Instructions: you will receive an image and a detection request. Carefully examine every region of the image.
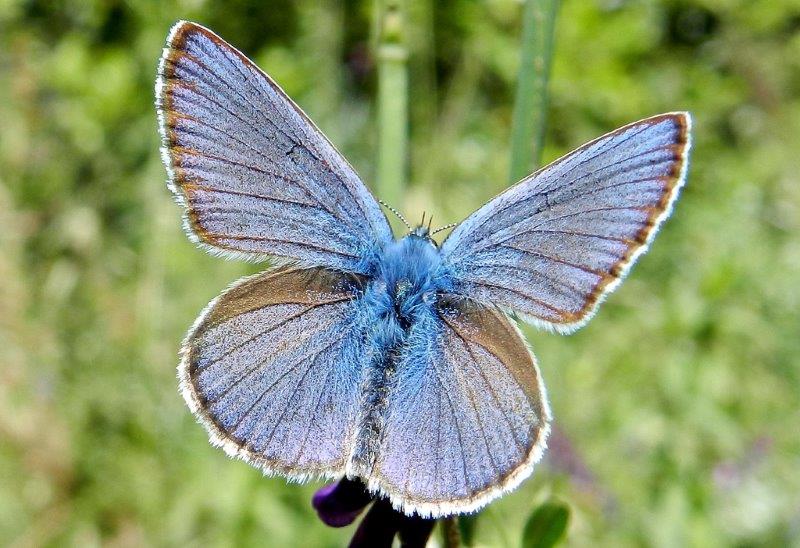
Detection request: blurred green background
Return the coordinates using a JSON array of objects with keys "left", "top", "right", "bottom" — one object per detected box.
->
[{"left": 1, "top": 0, "right": 799, "bottom": 546}]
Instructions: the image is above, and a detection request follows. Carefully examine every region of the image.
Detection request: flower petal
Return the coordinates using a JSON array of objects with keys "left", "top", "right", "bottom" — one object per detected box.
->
[{"left": 312, "top": 479, "right": 373, "bottom": 528}]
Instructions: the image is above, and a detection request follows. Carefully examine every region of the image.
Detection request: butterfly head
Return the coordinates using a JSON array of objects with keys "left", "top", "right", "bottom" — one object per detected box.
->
[
  {"left": 409, "top": 215, "right": 458, "bottom": 245},
  {"left": 408, "top": 212, "right": 438, "bottom": 247},
  {"left": 379, "top": 204, "right": 456, "bottom": 247},
  {"left": 409, "top": 224, "right": 435, "bottom": 245}
]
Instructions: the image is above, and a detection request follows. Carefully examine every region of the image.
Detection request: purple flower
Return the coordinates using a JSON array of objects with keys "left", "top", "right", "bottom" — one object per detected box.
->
[
  {"left": 313, "top": 479, "right": 436, "bottom": 547},
  {"left": 312, "top": 478, "right": 373, "bottom": 528}
]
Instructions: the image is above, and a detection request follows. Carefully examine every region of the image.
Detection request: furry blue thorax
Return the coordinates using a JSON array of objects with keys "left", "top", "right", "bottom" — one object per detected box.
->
[{"left": 361, "top": 233, "right": 453, "bottom": 349}]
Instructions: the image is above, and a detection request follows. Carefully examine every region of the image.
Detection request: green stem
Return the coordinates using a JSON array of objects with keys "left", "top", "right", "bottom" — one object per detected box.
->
[
  {"left": 376, "top": 0, "right": 408, "bottom": 216},
  {"left": 509, "top": 0, "right": 559, "bottom": 183},
  {"left": 441, "top": 516, "right": 461, "bottom": 548},
  {"left": 406, "top": 0, "right": 437, "bottom": 185},
  {"left": 300, "top": 1, "right": 344, "bottom": 139}
]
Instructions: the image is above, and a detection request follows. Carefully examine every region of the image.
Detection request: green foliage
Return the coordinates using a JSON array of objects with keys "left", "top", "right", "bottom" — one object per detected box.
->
[
  {"left": 522, "top": 501, "right": 570, "bottom": 548},
  {"left": 1, "top": 0, "right": 799, "bottom": 546}
]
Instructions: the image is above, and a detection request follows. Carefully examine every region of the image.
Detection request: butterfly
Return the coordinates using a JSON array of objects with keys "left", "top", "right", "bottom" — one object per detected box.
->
[{"left": 156, "top": 20, "right": 691, "bottom": 518}]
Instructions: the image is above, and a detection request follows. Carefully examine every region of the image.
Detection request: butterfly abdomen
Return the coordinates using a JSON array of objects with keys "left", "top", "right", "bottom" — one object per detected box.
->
[{"left": 347, "top": 235, "right": 452, "bottom": 473}]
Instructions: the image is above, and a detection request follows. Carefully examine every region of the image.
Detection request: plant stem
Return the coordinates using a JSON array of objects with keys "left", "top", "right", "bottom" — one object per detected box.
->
[
  {"left": 376, "top": 0, "right": 408, "bottom": 215},
  {"left": 441, "top": 516, "right": 461, "bottom": 548},
  {"left": 300, "top": 1, "right": 344, "bottom": 140},
  {"left": 509, "top": 0, "right": 559, "bottom": 183}
]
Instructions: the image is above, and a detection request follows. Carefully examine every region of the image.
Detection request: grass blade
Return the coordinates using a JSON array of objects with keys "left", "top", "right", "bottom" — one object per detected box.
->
[{"left": 509, "top": 0, "right": 559, "bottom": 183}]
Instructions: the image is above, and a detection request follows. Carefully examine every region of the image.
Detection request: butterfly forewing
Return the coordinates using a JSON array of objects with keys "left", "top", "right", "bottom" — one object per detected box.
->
[
  {"left": 180, "top": 267, "right": 369, "bottom": 479},
  {"left": 157, "top": 21, "right": 392, "bottom": 271},
  {"left": 441, "top": 113, "right": 691, "bottom": 332},
  {"left": 366, "top": 296, "right": 550, "bottom": 516}
]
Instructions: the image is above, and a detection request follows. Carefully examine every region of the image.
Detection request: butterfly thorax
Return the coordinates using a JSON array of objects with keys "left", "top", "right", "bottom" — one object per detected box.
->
[{"left": 367, "top": 234, "right": 449, "bottom": 335}]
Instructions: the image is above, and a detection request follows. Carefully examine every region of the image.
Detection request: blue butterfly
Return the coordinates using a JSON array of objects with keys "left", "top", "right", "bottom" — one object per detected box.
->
[{"left": 156, "top": 21, "right": 691, "bottom": 517}]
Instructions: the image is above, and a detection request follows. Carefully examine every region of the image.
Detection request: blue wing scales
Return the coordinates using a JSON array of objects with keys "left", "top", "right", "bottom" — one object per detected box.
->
[
  {"left": 441, "top": 113, "right": 692, "bottom": 332},
  {"left": 157, "top": 21, "right": 392, "bottom": 272},
  {"left": 365, "top": 296, "right": 550, "bottom": 517},
  {"left": 180, "top": 267, "right": 370, "bottom": 478}
]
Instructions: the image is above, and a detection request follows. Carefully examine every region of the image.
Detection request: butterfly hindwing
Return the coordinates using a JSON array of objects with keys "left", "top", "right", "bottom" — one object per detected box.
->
[
  {"left": 366, "top": 295, "right": 550, "bottom": 516},
  {"left": 441, "top": 113, "right": 692, "bottom": 332},
  {"left": 180, "top": 267, "right": 370, "bottom": 479},
  {"left": 157, "top": 21, "right": 392, "bottom": 272}
]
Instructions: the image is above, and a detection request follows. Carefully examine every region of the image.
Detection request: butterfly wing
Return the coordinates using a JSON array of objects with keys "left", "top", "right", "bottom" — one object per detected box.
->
[
  {"left": 440, "top": 113, "right": 692, "bottom": 332},
  {"left": 180, "top": 266, "right": 370, "bottom": 478},
  {"left": 365, "top": 296, "right": 550, "bottom": 517},
  {"left": 156, "top": 21, "right": 392, "bottom": 272}
]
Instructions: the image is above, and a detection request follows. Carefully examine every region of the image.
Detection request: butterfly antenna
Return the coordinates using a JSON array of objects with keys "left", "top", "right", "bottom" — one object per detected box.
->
[
  {"left": 379, "top": 200, "right": 411, "bottom": 230},
  {"left": 427, "top": 214, "right": 433, "bottom": 232},
  {"left": 431, "top": 222, "right": 457, "bottom": 236}
]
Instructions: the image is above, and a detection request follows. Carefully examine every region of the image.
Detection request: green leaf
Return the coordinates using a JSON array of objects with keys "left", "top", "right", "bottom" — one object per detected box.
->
[{"left": 521, "top": 501, "right": 570, "bottom": 548}]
